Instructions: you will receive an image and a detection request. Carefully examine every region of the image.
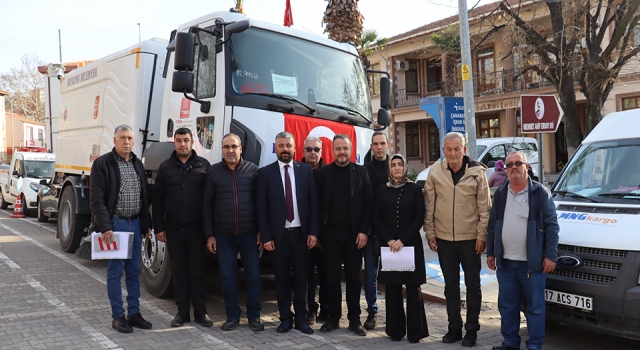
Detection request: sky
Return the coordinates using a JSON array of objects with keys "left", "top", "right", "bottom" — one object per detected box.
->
[{"left": 0, "top": 0, "right": 496, "bottom": 74}]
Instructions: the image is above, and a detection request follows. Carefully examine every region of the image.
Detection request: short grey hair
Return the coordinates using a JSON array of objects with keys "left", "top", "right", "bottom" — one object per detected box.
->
[
  {"left": 304, "top": 136, "right": 322, "bottom": 146},
  {"left": 507, "top": 151, "right": 528, "bottom": 163},
  {"left": 114, "top": 124, "right": 133, "bottom": 136},
  {"left": 222, "top": 132, "right": 241, "bottom": 145},
  {"left": 275, "top": 131, "right": 295, "bottom": 142},
  {"left": 333, "top": 134, "right": 352, "bottom": 144},
  {"left": 443, "top": 132, "right": 466, "bottom": 146}
]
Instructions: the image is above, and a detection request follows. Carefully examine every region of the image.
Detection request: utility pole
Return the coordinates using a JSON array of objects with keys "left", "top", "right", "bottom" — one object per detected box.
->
[
  {"left": 137, "top": 23, "right": 141, "bottom": 42},
  {"left": 458, "top": 0, "right": 478, "bottom": 159}
]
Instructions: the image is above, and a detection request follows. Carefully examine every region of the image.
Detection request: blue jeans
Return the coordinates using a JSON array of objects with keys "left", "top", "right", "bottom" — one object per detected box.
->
[
  {"left": 497, "top": 259, "right": 547, "bottom": 350},
  {"left": 216, "top": 233, "right": 262, "bottom": 320},
  {"left": 363, "top": 237, "right": 379, "bottom": 313},
  {"left": 106, "top": 217, "right": 142, "bottom": 320}
]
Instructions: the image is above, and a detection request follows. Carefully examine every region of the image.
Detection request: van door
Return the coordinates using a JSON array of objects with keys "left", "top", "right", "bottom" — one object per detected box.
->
[{"left": 9, "top": 154, "right": 24, "bottom": 199}]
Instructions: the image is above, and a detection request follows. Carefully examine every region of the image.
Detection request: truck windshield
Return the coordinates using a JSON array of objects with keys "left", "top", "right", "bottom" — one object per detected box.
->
[
  {"left": 227, "top": 27, "right": 372, "bottom": 122},
  {"left": 553, "top": 138, "right": 640, "bottom": 201},
  {"left": 24, "top": 161, "right": 55, "bottom": 179}
]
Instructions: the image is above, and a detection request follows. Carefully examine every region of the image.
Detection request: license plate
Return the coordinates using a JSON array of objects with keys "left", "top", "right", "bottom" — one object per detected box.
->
[{"left": 545, "top": 289, "right": 593, "bottom": 311}]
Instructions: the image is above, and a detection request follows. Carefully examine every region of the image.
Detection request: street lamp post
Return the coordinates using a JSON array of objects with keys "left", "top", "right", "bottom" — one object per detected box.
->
[{"left": 137, "top": 23, "right": 141, "bottom": 42}]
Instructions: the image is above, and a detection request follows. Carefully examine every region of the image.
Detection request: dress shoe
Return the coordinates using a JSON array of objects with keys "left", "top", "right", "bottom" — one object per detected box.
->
[
  {"left": 462, "top": 330, "right": 477, "bottom": 347},
  {"left": 363, "top": 312, "right": 377, "bottom": 330},
  {"left": 295, "top": 321, "right": 314, "bottom": 334},
  {"left": 276, "top": 319, "right": 293, "bottom": 333},
  {"left": 320, "top": 319, "right": 340, "bottom": 333},
  {"left": 348, "top": 322, "right": 367, "bottom": 336},
  {"left": 390, "top": 336, "right": 402, "bottom": 342},
  {"left": 194, "top": 313, "right": 213, "bottom": 327},
  {"left": 248, "top": 318, "right": 265, "bottom": 331},
  {"left": 305, "top": 311, "right": 317, "bottom": 325},
  {"left": 491, "top": 343, "right": 520, "bottom": 350},
  {"left": 409, "top": 339, "right": 420, "bottom": 344},
  {"left": 171, "top": 313, "right": 190, "bottom": 327},
  {"left": 221, "top": 318, "right": 240, "bottom": 331},
  {"left": 317, "top": 309, "right": 330, "bottom": 323},
  {"left": 442, "top": 329, "right": 463, "bottom": 343},
  {"left": 112, "top": 316, "right": 132, "bottom": 333},
  {"left": 127, "top": 313, "right": 152, "bottom": 329}
]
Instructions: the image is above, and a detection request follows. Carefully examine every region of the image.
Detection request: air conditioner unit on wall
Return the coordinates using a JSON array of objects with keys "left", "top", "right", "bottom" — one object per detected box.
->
[{"left": 395, "top": 60, "right": 410, "bottom": 71}]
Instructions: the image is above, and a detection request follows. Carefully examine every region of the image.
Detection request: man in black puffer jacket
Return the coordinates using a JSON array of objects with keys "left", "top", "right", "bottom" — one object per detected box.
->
[
  {"left": 203, "top": 133, "right": 263, "bottom": 332},
  {"left": 153, "top": 127, "right": 211, "bottom": 328}
]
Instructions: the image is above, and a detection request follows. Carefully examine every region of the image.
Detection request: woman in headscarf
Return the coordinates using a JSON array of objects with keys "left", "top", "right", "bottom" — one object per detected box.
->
[
  {"left": 372, "top": 154, "right": 429, "bottom": 343},
  {"left": 488, "top": 159, "right": 508, "bottom": 188}
]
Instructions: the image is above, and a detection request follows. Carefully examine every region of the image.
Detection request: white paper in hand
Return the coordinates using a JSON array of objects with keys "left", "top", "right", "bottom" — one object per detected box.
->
[
  {"left": 91, "top": 232, "right": 134, "bottom": 260},
  {"left": 380, "top": 247, "right": 415, "bottom": 271}
]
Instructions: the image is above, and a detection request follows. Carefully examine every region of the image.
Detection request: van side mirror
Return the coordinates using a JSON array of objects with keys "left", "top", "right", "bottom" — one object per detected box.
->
[{"left": 380, "top": 77, "right": 392, "bottom": 110}]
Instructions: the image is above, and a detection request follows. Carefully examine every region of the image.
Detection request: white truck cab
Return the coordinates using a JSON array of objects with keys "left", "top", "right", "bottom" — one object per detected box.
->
[
  {"left": 548, "top": 109, "right": 640, "bottom": 340},
  {"left": 0, "top": 152, "right": 55, "bottom": 216}
]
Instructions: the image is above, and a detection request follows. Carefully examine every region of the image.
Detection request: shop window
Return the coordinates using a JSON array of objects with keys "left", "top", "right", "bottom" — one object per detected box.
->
[
  {"left": 196, "top": 116, "right": 216, "bottom": 150},
  {"left": 622, "top": 96, "right": 640, "bottom": 111},
  {"left": 369, "top": 63, "right": 381, "bottom": 95},
  {"left": 406, "top": 62, "right": 419, "bottom": 93},
  {"left": 406, "top": 123, "right": 420, "bottom": 157},
  {"left": 479, "top": 117, "right": 499, "bottom": 138},
  {"left": 427, "top": 123, "right": 440, "bottom": 161}
]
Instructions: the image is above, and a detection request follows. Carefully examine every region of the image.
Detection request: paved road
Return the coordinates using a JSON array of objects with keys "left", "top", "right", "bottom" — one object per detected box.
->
[{"left": 0, "top": 210, "right": 639, "bottom": 349}]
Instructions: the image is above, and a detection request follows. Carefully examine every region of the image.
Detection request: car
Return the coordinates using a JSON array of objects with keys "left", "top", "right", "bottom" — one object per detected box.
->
[
  {"left": 415, "top": 137, "right": 539, "bottom": 187},
  {"left": 36, "top": 178, "right": 60, "bottom": 222}
]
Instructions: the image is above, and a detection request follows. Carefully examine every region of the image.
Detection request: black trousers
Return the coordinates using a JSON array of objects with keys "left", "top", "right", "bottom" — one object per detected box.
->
[
  {"left": 307, "top": 247, "right": 328, "bottom": 314},
  {"left": 323, "top": 229, "right": 363, "bottom": 323},
  {"left": 166, "top": 230, "right": 207, "bottom": 316},
  {"left": 385, "top": 284, "right": 429, "bottom": 342},
  {"left": 271, "top": 227, "right": 310, "bottom": 323},
  {"left": 436, "top": 238, "right": 482, "bottom": 332}
]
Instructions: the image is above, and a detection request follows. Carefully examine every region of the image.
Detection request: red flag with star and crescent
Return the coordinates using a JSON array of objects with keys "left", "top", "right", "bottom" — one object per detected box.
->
[{"left": 284, "top": 0, "right": 294, "bottom": 27}]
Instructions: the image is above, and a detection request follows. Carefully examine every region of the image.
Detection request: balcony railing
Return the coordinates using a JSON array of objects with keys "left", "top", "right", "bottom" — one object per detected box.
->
[{"left": 393, "top": 67, "right": 573, "bottom": 109}]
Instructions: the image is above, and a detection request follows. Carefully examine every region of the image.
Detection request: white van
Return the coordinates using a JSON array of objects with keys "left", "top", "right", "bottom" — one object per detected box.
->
[
  {"left": 415, "top": 136, "right": 539, "bottom": 186},
  {"left": 0, "top": 152, "right": 56, "bottom": 216},
  {"left": 547, "top": 109, "right": 640, "bottom": 340}
]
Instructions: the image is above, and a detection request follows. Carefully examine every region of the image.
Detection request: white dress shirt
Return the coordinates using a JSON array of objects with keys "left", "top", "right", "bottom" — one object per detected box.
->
[{"left": 278, "top": 160, "right": 301, "bottom": 228}]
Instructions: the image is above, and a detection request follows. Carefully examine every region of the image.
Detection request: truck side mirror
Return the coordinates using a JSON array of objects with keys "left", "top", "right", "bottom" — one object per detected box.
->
[
  {"left": 174, "top": 32, "right": 196, "bottom": 72},
  {"left": 172, "top": 71, "right": 194, "bottom": 94},
  {"left": 380, "top": 77, "right": 392, "bottom": 110},
  {"left": 225, "top": 20, "right": 251, "bottom": 35},
  {"left": 377, "top": 109, "right": 391, "bottom": 128}
]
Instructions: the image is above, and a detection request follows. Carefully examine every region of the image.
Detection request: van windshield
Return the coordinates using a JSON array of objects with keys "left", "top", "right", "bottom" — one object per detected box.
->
[
  {"left": 24, "top": 160, "right": 55, "bottom": 179},
  {"left": 553, "top": 138, "right": 640, "bottom": 201},
  {"left": 226, "top": 28, "right": 372, "bottom": 122}
]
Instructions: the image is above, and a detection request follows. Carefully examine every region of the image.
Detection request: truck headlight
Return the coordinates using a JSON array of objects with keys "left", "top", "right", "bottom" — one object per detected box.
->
[{"left": 29, "top": 183, "right": 45, "bottom": 192}]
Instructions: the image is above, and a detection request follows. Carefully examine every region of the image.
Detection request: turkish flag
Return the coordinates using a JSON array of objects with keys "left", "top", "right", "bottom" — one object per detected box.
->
[
  {"left": 284, "top": 0, "right": 294, "bottom": 27},
  {"left": 284, "top": 113, "right": 357, "bottom": 164}
]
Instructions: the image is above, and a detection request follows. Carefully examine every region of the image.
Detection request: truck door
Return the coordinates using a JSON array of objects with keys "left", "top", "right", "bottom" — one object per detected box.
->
[{"left": 9, "top": 155, "right": 24, "bottom": 198}]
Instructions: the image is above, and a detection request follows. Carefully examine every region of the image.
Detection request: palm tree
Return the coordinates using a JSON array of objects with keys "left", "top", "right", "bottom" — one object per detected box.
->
[
  {"left": 322, "top": 0, "right": 366, "bottom": 64},
  {"left": 431, "top": 25, "right": 461, "bottom": 96},
  {"left": 360, "top": 29, "right": 389, "bottom": 57}
]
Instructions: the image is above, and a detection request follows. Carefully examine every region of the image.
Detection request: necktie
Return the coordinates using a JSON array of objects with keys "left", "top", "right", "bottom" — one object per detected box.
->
[{"left": 284, "top": 165, "right": 294, "bottom": 222}]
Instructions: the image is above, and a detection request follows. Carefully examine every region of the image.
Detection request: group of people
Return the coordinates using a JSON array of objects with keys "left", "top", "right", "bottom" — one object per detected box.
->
[{"left": 90, "top": 125, "right": 559, "bottom": 350}]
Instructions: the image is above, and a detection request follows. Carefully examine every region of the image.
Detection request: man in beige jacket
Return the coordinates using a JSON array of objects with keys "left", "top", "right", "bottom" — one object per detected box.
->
[{"left": 424, "top": 132, "right": 491, "bottom": 348}]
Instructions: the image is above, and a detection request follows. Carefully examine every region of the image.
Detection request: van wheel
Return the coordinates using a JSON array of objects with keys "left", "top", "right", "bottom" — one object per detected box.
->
[
  {"left": 140, "top": 229, "right": 174, "bottom": 298},
  {"left": 21, "top": 194, "right": 31, "bottom": 217},
  {"left": 37, "top": 200, "right": 48, "bottom": 222},
  {"left": 58, "top": 186, "right": 90, "bottom": 252},
  {"left": 0, "top": 193, "right": 9, "bottom": 209}
]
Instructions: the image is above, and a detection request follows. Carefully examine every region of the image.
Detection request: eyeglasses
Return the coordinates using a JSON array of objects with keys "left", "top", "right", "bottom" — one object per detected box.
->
[
  {"left": 222, "top": 145, "right": 240, "bottom": 150},
  {"left": 505, "top": 161, "right": 526, "bottom": 168},
  {"left": 305, "top": 147, "right": 321, "bottom": 153}
]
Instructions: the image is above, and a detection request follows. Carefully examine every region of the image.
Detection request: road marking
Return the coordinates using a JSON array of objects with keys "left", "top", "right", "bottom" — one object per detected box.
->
[
  {"left": 0, "top": 235, "right": 24, "bottom": 242},
  {"left": 0, "top": 249, "right": 122, "bottom": 350},
  {"left": 0, "top": 218, "right": 238, "bottom": 349}
]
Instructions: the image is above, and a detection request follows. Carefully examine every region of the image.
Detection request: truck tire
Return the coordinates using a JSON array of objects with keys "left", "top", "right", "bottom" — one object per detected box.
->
[
  {"left": 0, "top": 192, "right": 9, "bottom": 209},
  {"left": 140, "top": 229, "right": 174, "bottom": 298},
  {"left": 21, "top": 194, "right": 31, "bottom": 217},
  {"left": 37, "top": 200, "right": 48, "bottom": 222},
  {"left": 58, "top": 186, "right": 90, "bottom": 253}
]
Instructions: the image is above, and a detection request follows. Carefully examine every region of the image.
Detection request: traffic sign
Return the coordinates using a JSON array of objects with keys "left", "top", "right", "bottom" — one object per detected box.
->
[
  {"left": 461, "top": 64, "right": 470, "bottom": 81},
  {"left": 520, "top": 94, "right": 564, "bottom": 133}
]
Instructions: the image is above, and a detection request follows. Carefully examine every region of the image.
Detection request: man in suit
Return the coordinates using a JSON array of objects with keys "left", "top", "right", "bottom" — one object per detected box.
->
[
  {"left": 315, "top": 134, "right": 373, "bottom": 336},
  {"left": 256, "top": 131, "right": 320, "bottom": 334}
]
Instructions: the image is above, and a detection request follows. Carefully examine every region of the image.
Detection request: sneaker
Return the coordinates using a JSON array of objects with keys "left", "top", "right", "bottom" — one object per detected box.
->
[{"left": 363, "top": 312, "right": 377, "bottom": 330}]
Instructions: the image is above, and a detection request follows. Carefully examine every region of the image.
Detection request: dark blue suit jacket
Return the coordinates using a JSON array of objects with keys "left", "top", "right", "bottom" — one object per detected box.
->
[{"left": 256, "top": 160, "right": 320, "bottom": 246}]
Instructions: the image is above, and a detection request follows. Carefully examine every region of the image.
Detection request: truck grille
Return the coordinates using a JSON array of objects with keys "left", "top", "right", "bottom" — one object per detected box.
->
[{"left": 552, "top": 244, "right": 628, "bottom": 285}]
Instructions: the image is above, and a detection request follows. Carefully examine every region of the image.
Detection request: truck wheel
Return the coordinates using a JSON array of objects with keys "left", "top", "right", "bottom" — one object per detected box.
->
[
  {"left": 0, "top": 193, "right": 9, "bottom": 209},
  {"left": 21, "top": 194, "right": 31, "bottom": 217},
  {"left": 140, "top": 229, "right": 174, "bottom": 298},
  {"left": 37, "top": 200, "right": 48, "bottom": 222},
  {"left": 58, "top": 186, "right": 89, "bottom": 253}
]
